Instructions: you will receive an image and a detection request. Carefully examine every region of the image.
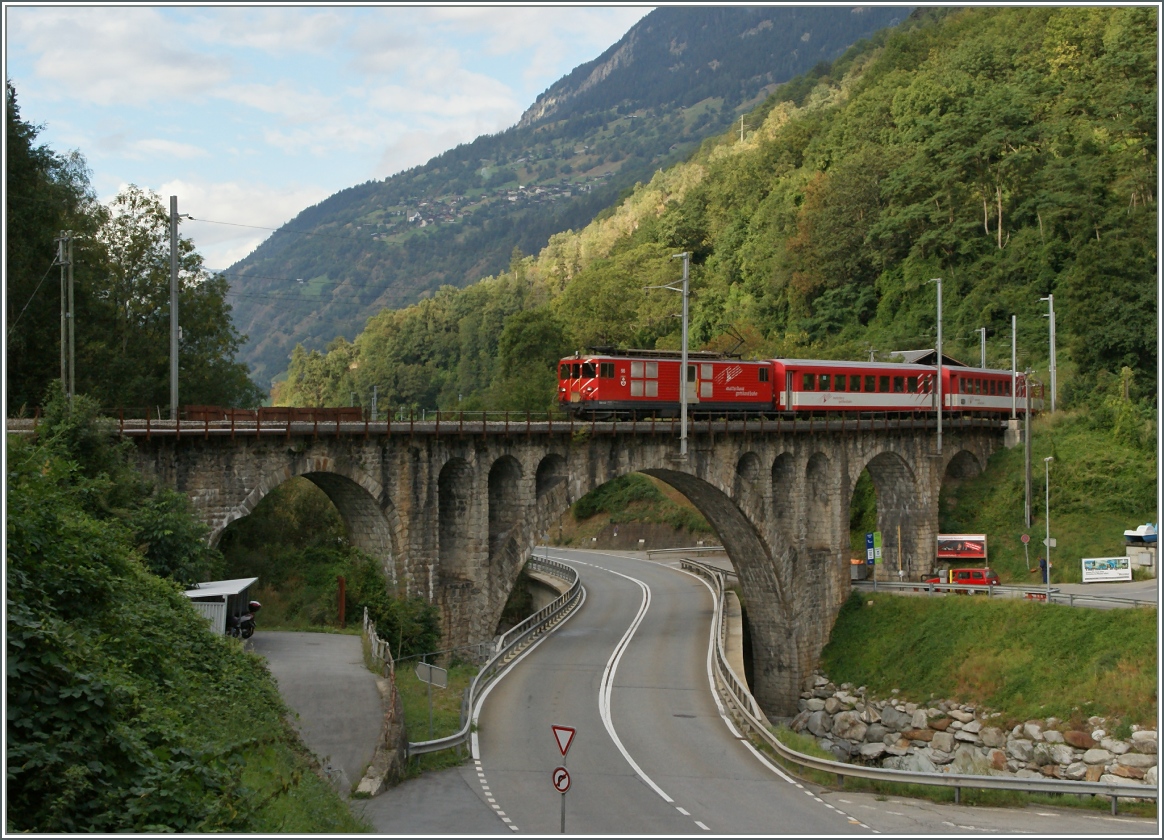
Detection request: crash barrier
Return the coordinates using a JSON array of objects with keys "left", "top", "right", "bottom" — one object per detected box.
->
[
  {"left": 646, "top": 545, "right": 726, "bottom": 560},
  {"left": 680, "top": 558, "right": 1157, "bottom": 815},
  {"left": 852, "top": 579, "right": 1156, "bottom": 608},
  {"left": 363, "top": 606, "right": 396, "bottom": 679},
  {"left": 406, "top": 554, "right": 583, "bottom": 757}
]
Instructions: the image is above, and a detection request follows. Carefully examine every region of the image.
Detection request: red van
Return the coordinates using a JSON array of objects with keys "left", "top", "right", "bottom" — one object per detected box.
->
[{"left": 926, "top": 567, "right": 1000, "bottom": 593}]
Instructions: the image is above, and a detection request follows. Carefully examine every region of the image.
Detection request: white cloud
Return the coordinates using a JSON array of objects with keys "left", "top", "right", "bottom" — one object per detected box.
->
[
  {"left": 219, "top": 81, "right": 335, "bottom": 122},
  {"left": 183, "top": 7, "right": 347, "bottom": 55},
  {"left": 7, "top": 7, "right": 231, "bottom": 105},
  {"left": 128, "top": 138, "right": 209, "bottom": 160}
]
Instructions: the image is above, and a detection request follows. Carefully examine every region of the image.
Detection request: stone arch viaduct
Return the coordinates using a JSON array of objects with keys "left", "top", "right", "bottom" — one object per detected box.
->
[{"left": 125, "top": 416, "right": 1001, "bottom": 716}]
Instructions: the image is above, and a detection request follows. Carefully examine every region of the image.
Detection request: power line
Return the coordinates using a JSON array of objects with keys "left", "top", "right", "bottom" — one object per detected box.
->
[
  {"left": 188, "top": 215, "right": 382, "bottom": 242},
  {"left": 7, "top": 259, "right": 60, "bottom": 337}
]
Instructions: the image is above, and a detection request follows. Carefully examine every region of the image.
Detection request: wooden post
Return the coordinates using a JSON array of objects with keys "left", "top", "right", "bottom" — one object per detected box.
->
[{"left": 338, "top": 576, "right": 346, "bottom": 628}]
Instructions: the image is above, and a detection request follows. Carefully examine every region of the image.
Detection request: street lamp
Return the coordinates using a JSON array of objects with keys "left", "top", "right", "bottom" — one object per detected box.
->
[
  {"left": 1040, "top": 294, "right": 1056, "bottom": 412},
  {"left": 1044, "top": 455, "right": 1054, "bottom": 600},
  {"left": 928, "top": 278, "right": 943, "bottom": 455},
  {"left": 646, "top": 252, "right": 691, "bottom": 456}
]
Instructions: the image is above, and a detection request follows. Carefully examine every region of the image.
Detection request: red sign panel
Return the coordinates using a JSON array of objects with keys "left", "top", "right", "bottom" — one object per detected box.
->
[
  {"left": 937, "top": 534, "right": 987, "bottom": 561},
  {"left": 552, "top": 725, "right": 576, "bottom": 756}
]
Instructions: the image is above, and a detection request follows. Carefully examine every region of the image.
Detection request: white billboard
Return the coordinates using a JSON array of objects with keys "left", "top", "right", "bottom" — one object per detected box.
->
[{"left": 1081, "top": 556, "right": 1132, "bottom": 583}]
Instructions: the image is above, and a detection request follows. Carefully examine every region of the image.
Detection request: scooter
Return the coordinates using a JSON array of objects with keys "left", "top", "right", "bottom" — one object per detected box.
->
[{"left": 227, "top": 600, "right": 262, "bottom": 639}]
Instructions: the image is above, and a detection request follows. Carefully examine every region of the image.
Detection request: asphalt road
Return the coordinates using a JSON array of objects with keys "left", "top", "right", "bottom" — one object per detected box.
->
[
  {"left": 253, "top": 553, "right": 1158, "bottom": 835},
  {"left": 471, "top": 549, "right": 870, "bottom": 834}
]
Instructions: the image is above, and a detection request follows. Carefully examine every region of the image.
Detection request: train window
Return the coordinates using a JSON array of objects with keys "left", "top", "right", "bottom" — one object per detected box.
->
[
  {"left": 834, "top": 375, "right": 845, "bottom": 392},
  {"left": 687, "top": 365, "right": 696, "bottom": 383},
  {"left": 850, "top": 375, "right": 861, "bottom": 391},
  {"left": 879, "top": 375, "right": 889, "bottom": 392},
  {"left": 572, "top": 363, "right": 581, "bottom": 379},
  {"left": 990, "top": 380, "right": 997, "bottom": 395},
  {"left": 893, "top": 376, "right": 904, "bottom": 393},
  {"left": 645, "top": 361, "right": 658, "bottom": 379},
  {"left": 907, "top": 376, "right": 918, "bottom": 393},
  {"left": 631, "top": 361, "right": 644, "bottom": 378},
  {"left": 560, "top": 365, "right": 570, "bottom": 380},
  {"left": 758, "top": 368, "right": 770, "bottom": 383},
  {"left": 646, "top": 381, "right": 658, "bottom": 397},
  {"left": 582, "top": 362, "right": 596, "bottom": 378},
  {"left": 975, "top": 379, "right": 982, "bottom": 395},
  {"left": 819, "top": 373, "right": 831, "bottom": 390},
  {"left": 958, "top": 378, "right": 965, "bottom": 394},
  {"left": 1005, "top": 380, "right": 1012, "bottom": 396},
  {"left": 803, "top": 373, "right": 815, "bottom": 391},
  {"left": 600, "top": 362, "right": 615, "bottom": 378},
  {"left": 866, "top": 375, "right": 876, "bottom": 392},
  {"left": 630, "top": 380, "right": 644, "bottom": 397},
  {"left": 701, "top": 364, "right": 714, "bottom": 380}
]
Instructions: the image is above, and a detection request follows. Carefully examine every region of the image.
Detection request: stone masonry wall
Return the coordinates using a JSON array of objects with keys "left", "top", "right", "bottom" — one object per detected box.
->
[{"left": 790, "top": 672, "right": 1158, "bottom": 792}]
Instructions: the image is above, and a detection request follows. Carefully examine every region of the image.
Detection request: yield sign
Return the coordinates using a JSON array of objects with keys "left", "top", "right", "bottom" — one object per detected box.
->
[{"left": 552, "top": 724, "right": 576, "bottom": 756}]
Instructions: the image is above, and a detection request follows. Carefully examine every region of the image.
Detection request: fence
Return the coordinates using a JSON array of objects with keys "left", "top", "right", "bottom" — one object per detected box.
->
[
  {"left": 363, "top": 606, "right": 396, "bottom": 679},
  {"left": 406, "top": 554, "right": 583, "bottom": 757},
  {"left": 852, "top": 579, "right": 1157, "bottom": 608},
  {"left": 680, "top": 558, "right": 1157, "bottom": 815}
]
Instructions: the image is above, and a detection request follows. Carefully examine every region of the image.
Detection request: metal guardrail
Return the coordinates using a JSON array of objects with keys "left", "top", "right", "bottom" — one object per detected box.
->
[
  {"left": 680, "top": 558, "right": 1157, "bottom": 814},
  {"left": 853, "top": 579, "right": 1157, "bottom": 609},
  {"left": 646, "top": 545, "right": 726, "bottom": 560},
  {"left": 406, "top": 555, "right": 583, "bottom": 757}
]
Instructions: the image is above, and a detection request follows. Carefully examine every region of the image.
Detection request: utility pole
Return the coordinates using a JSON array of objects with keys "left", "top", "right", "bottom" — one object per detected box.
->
[
  {"left": 1010, "top": 315, "right": 1017, "bottom": 419},
  {"left": 929, "top": 278, "right": 943, "bottom": 456},
  {"left": 1040, "top": 294, "right": 1056, "bottom": 412},
  {"left": 372, "top": 385, "right": 378, "bottom": 421},
  {"left": 739, "top": 115, "right": 746, "bottom": 142},
  {"left": 647, "top": 255, "right": 691, "bottom": 456},
  {"left": 1024, "top": 372, "right": 1032, "bottom": 528},
  {"left": 977, "top": 327, "right": 987, "bottom": 368},
  {"left": 56, "top": 231, "right": 75, "bottom": 404},
  {"left": 170, "top": 196, "right": 180, "bottom": 420}
]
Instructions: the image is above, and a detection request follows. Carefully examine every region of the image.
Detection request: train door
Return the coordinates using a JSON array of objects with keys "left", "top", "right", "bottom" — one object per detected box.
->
[{"left": 697, "top": 363, "right": 715, "bottom": 403}]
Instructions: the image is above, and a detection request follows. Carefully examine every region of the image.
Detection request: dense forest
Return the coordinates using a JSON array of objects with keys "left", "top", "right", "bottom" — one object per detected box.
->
[
  {"left": 222, "top": 6, "right": 908, "bottom": 385},
  {"left": 5, "top": 83, "right": 262, "bottom": 412},
  {"left": 276, "top": 6, "right": 1157, "bottom": 417}
]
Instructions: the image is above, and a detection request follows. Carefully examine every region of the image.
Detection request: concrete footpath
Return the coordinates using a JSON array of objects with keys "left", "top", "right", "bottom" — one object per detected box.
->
[{"left": 251, "top": 630, "right": 504, "bottom": 833}]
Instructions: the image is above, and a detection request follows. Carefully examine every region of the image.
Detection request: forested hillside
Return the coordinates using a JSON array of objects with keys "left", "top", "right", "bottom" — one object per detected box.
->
[
  {"left": 222, "top": 6, "right": 908, "bottom": 385},
  {"left": 277, "top": 6, "right": 1156, "bottom": 416}
]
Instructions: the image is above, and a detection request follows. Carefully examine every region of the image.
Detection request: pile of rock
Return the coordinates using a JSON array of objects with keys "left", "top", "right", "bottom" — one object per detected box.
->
[{"left": 788, "top": 674, "right": 1157, "bottom": 791}]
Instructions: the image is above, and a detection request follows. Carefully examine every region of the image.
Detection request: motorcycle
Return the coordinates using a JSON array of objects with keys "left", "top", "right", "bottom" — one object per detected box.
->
[{"left": 227, "top": 600, "right": 262, "bottom": 639}]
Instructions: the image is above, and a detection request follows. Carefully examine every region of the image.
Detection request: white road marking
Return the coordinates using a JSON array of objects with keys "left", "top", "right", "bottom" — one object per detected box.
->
[
  {"left": 677, "top": 807, "right": 690, "bottom": 816},
  {"left": 695, "top": 821, "right": 711, "bottom": 830}
]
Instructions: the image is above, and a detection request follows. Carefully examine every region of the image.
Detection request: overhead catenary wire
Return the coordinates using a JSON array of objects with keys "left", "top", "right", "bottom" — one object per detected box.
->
[{"left": 7, "top": 259, "right": 62, "bottom": 337}]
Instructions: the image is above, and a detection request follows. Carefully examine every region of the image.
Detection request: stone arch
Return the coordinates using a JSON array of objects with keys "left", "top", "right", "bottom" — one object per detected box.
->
[
  {"left": 489, "top": 455, "right": 523, "bottom": 564},
  {"left": 439, "top": 457, "right": 474, "bottom": 580},
  {"left": 639, "top": 468, "right": 799, "bottom": 717},
  {"left": 805, "top": 453, "right": 833, "bottom": 550},
  {"left": 944, "top": 448, "right": 982, "bottom": 481},
  {"left": 215, "top": 455, "right": 400, "bottom": 585},
  {"left": 736, "top": 451, "right": 762, "bottom": 484},
  {"left": 536, "top": 453, "right": 568, "bottom": 499},
  {"left": 771, "top": 452, "right": 796, "bottom": 528},
  {"left": 855, "top": 450, "right": 921, "bottom": 580}
]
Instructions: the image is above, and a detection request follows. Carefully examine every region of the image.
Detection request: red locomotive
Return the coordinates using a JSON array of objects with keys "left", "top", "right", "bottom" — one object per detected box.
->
[{"left": 558, "top": 350, "right": 1040, "bottom": 419}]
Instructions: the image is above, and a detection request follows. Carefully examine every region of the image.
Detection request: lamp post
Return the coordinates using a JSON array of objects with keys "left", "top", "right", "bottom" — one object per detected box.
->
[
  {"left": 1040, "top": 294, "right": 1056, "bottom": 412},
  {"left": 977, "top": 326, "right": 986, "bottom": 368},
  {"left": 647, "top": 252, "right": 691, "bottom": 457},
  {"left": 1044, "top": 455, "right": 1053, "bottom": 600},
  {"left": 928, "top": 278, "right": 943, "bottom": 455}
]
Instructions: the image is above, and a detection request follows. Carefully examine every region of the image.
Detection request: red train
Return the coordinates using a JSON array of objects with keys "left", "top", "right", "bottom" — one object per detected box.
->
[{"left": 557, "top": 350, "right": 1041, "bottom": 419}]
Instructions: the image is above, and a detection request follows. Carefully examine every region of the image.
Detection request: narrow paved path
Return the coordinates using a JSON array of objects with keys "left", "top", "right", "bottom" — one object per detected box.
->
[{"left": 250, "top": 631, "right": 381, "bottom": 794}]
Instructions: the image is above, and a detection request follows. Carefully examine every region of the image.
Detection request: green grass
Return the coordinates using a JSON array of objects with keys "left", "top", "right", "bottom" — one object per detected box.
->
[
  {"left": 938, "top": 410, "right": 1156, "bottom": 585},
  {"left": 395, "top": 661, "right": 479, "bottom": 774},
  {"left": 821, "top": 592, "right": 1157, "bottom": 726}
]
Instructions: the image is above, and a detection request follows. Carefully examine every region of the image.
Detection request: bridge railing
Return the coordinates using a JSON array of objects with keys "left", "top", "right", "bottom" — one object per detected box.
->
[
  {"left": 55, "top": 406, "right": 1013, "bottom": 440},
  {"left": 406, "top": 553, "right": 584, "bottom": 758},
  {"left": 679, "top": 558, "right": 1157, "bottom": 814}
]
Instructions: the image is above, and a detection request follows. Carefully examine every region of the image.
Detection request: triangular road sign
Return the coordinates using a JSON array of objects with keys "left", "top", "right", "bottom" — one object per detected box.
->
[{"left": 552, "top": 724, "right": 576, "bottom": 756}]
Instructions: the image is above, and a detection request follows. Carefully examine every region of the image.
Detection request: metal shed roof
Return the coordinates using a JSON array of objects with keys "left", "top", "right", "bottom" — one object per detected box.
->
[{"left": 184, "top": 577, "right": 258, "bottom": 600}]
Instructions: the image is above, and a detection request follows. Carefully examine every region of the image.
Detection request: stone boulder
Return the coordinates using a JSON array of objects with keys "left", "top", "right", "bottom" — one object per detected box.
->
[
  {"left": 1007, "top": 738, "right": 1034, "bottom": 762},
  {"left": 832, "top": 710, "right": 867, "bottom": 743},
  {"left": 1063, "top": 761, "right": 1088, "bottom": 780},
  {"left": 1116, "top": 753, "right": 1157, "bottom": 769},
  {"left": 858, "top": 743, "right": 887, "bottom": 761},
  {"left": 1082, "top": 748, "right": 1114, "bottom": 765},
  {"left": 1099, "top": 773, "right": 1147, "bottom": 787},
  {"left": 910, "top": 710, "right": 929, "bottom": 730},
  {"left": 903, "top": 728, "right": 934, "bottom": 742},
  {"left": 880, "top": 705, "right": 912, "bottom": 731},
  {"left": 824, "top": 696, "right": 842, "bottom": 715},
  {"left": 1042, "top": 730, "right": 1065, "bottom": 744},
  {"left": 806, "top": 697, "right": 826, "bottom": 712},
  {"left": 1111, "top": 765, "right": 1145, "bottom": 780},
  {"left": 1050, "top": 744, "right": 1075, "bottom": 766},
  {"left": 929, "top": 717, "right": 952, "bottom": 731},
  {"left": 962, "top": 719, "right": 983, "bottom": 735},
  {"left": 980, "top": 727, "right": 1006, "bottom": 748},
  {"left": 884, "top": 751, "right": 938, "bottom": 773},
  {"left": 1146, "top": 766, "right": 1157, "bottom": 786},
  {"left": 1031, "top": 742, "right": 1057, "bottom": 767},
  {"left": 1064, "top": 730, "right": 1095, "bottom": 749},
  {"left": 947, "top": 709, "right": 975, "bottom": 723},
  {"left": 931, "top": 731, "right": 955, "bottom": 753},
  {"left": 790, "top": 709, "right": 812, "bottom": 732},
  {"left": 865, "top": 723, "right": 889, "bottom": 744},
  {"left": 807, "top": 710, "right": 832, "bottom": 737},
  {"left": 1023, "top": 720, "right": 1044, "bottom": 741},
  {"left": 1100, "top": 738, "right": 1130, "bottom": 755},
  {"left": 1132, "top": 732, "right": 1158, "bottom": 754}
]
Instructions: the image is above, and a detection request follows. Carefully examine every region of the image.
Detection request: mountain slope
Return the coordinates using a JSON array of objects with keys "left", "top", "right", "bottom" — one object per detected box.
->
[{"left": 223, "top": 6, "right": 909, "bottom": 387}]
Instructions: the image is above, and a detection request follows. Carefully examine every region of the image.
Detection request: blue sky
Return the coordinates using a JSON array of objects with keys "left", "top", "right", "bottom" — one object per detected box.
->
[{"left": 5, "top": 4, "right": 651, "bottom": 268}]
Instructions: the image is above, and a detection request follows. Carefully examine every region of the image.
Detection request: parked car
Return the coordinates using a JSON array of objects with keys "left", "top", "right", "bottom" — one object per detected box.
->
[{"left": 926, "top": 567, "right": 1001, "bottom": 593}]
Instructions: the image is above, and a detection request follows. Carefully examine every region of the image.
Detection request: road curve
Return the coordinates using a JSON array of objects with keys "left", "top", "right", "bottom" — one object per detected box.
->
[{"left": 471, "top": 548, "right": 870, "bottom": 834}]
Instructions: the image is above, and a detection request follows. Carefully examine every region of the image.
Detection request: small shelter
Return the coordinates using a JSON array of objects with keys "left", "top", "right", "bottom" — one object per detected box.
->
[
  {"left": 184, "top": 577, "right": 258, "bottom": 635},
  {"left": 888, "top": 348, "right": 969, "bottom": 367}
]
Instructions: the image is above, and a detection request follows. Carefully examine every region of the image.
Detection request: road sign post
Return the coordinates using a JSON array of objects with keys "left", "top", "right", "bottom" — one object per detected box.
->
[
  {"left": 1021, "top": 533, "right": 1030, "bottom": 570},
  {"left": 551, "top": 725, "right": 575, "bottom": 834}
]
